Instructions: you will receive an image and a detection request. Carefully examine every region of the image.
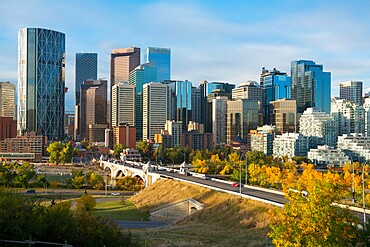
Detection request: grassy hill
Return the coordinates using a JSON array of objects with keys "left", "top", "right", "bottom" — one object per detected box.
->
[{"left": 130, "top": 179, "right": 274, "bottom": 247}]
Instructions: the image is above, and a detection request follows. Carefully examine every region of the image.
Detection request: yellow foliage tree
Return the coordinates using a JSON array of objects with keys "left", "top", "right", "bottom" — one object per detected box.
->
[{"left": 269, "top": 164, "right": 359, "bottom": 246}]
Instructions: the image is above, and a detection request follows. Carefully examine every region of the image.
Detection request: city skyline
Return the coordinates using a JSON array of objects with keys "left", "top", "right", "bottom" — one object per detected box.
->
[{"left": 1, "top": 1, "right": 370, "bottom": 112}]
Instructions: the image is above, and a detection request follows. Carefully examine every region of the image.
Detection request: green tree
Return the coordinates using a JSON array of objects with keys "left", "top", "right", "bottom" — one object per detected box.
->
[
  {"left": 15, "top": 162, "right": 36, "bottom": 188},
  {"left": 0, "top": 162, "right": 16, "bottom": 187},
  {"left": 269, "top": 164, "right": 360, "bottom": 246},
  {"left": 47, "top": 141, "right": 63, "bottom": 165},
  {"left": 113, "top": 143, "right": 123, "bottom": 159},
  {"left": 60, "top": 142, "right": 78, "bottom": 164},
  {"left": 71, "top": 169, "right": 86, "bottom": 189},
  {"left": 246, "top": 150, "right": 267, "bottom": 166},
  {"left": 37, "top": 174, "right": 49, "bottom": 189},
  {"left": 75, "top": 194, "right": 96, "bottom": 212},
  {"left": 116, "top": 176, "right": 141, "bottom": 191},
  {"left": 136, "top": 140, "right": 153, "bottom": 160}
]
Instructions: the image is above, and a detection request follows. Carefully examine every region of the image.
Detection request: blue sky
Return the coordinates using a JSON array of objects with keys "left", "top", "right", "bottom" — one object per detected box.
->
[{"left": 1, "top": 0, "right": 370, "bottom": 112}]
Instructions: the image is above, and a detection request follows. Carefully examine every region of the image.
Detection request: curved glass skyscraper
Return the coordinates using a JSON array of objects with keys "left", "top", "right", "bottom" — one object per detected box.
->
[{"left": 18, "top": 28, "right": 66, "bottom": 140}]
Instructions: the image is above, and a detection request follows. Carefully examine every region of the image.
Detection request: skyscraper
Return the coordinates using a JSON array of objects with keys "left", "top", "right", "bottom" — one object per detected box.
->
[
  {"left": 291, "top": 60, "right": 331, "bottom": 114},
  {"left": 143, "top": 83, "right": 169, "bottom": 141},
  {"left": 339, "top": 80, "right": 363, "bottom": 106},
  {"left": 129, "top": 62, "right": 157, "bottom": 140},
  {"left": 260, "top": 67, "right": 291, "bottom": 124},
  {"left": 147, "top": 47, "right": 171, "bottom": 82},
  {"left": 80, "top": 79, "right": 107, "bottom": 141},
  {"left": 75, "top": 53, "right": 97, "bottom": 139},
  {"left": 110, "top": 47, "right": 140, "bottom": 86},
  {"left": 111, "top": 82, "right": 135, "bottom": 127},
  {"left": 75, "top": 53, "right": 97, "bottom": 105},
  {"left": 212, "top": 96, "right": 228, "bottom": 145},
  {"left": 168, "top": 80, "right": 192, "bottom": 131},
  {"left": 18, "top": 28, "right": 65, "bottom": 140}
]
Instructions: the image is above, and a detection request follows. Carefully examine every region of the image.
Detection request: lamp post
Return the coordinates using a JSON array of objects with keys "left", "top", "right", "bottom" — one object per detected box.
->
[
  {"left": 347, "top": 155, "right": 356, "bottom": 203},
  {"left": 362, "top": 160, "right": 367, "bottom": 229},
  {"left": 239, "top": 151, "right": 246, "bottom": 198}
]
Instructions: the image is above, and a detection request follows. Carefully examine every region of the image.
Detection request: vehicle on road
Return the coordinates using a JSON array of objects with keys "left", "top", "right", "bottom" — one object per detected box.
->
[
  {"left": 232, "top": 182, "right": 240, "bottom": 187},
  {"left": 26, "top": 189, "right": 36, "bottom": 194},
  {"left": 111, "top": 192, "right": 121, "bottom": 196}
]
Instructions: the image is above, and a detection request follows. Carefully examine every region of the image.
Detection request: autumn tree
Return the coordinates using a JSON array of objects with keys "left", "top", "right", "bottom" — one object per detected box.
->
[
  {"left": 15, "top": 162, "right": 36, "bottom": 188},
  {"left": 113, "top": 143, "right": 123, "bottom": 159},
  {"left": 269, "top": 164, "right": 360, "bottom": 246},
  {"left": 47, "top": 141, "right": 63, "bottom": 165},
  {"left": 116, "top": 176, "right": 141, "bottom": 191}
]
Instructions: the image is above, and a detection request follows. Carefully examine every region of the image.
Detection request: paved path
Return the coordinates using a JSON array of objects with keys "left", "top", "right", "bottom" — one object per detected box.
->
[{"left": 114, "top": 220, "right": 170, "bottom": 229}]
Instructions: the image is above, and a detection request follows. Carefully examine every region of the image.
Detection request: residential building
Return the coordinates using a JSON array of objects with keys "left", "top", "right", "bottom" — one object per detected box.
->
[
  {"left": 308, "top": 145, "right": 349, "bottom": 167},
  {"left": 339, "top": 80, "right": 363, "bottom": 106},
  {"left": 18, "top": 28, "right": 65, "bottom": 140},
  {"left": 226, "top": 99, "right": 259, "bottom": 144},
  {"left": 260, "top": 67, "right": 291, "bottom": 124},
  {"left": 181, "top": 131, "right": 213, "bottom": 151},
  {"left": 164, "top": 120, "right": 182, "bottom": 147},
  {"left": 299, "top": 108, "right": 338, "bottom": 148},
  {"left": 337, "top": 134, "right": 370, "bottom": 161},
  {"left": 80, "top": 79, "right": 108, "bottom": 141},
  {"left": 249, "top": 125, "right": 277, "bottom": 156},
  {"left": 188, "top": 121, "right": 204, "bottom": 133},
  {"left": 0, "top": 117, "right": 17, "bottom": 141},
  {"left": 74, "top": 53, "right": 97, "bottom": 139},
  {"left": 291, "top": 60, "right": 331, "bottom": 114},
  {"left": 273, "top": 133, "right": 309, "bottom": 159},
  {"left": 111, "top": 82, "right": 135, "bottom": 127},
  {"left": 143, "top": 83, "right": 169, "bottom": 141},
  {"left": 0, "top": 82, "right": 16, "bottom": 118},
  {"left": 269, "top": 98, "right": 298, "bottom": 133},
  {"left": 212, "top": 96, "right": 228, "bottom": 145},
  {"left": 147, "top": 47, "right": 171, "bottom": 82},
  {"left": 363, "top": 98, "right": 370, "bottom": 136},
  {"left": 0, "top": 132, "right": 46, "bottom": 162},
  {"left": 331, "top": 98, "right": 365, "bottom": 135}
]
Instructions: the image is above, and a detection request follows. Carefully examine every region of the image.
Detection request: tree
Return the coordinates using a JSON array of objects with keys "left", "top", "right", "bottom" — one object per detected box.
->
[
  {"left": 136, "top": 140, "right": 153, "bottom": 160},
  {"left": 113, "top": 143, "right": 123, "bottom": 159},
  {"left": 269, "top": 164, "right": 360, "bottom": 246},
  {"left": 116, "top": 176, "right": 141, "bottom": 191},
  {"left": 60, "top": 142, "right": 78, "bottom": 164},
  {"left": 0, "top": 162, "right": 16, "bottom": 187},
  {"left": 75, "top": 194, "right": 96, "bottom": 212},
  {"left": 47, "top": 141, "right": 64, "bottom": 165},
  {"left": 37, "top": 174, "right": 49, "bottom": 189},
  {"left": 15, "top": 162, "right": 36, "bottom": 188}
]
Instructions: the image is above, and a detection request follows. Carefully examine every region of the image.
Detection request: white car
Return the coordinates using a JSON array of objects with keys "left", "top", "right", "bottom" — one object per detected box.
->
[{"left": 111, "top": 192, "right": 120, "bottom": 196}]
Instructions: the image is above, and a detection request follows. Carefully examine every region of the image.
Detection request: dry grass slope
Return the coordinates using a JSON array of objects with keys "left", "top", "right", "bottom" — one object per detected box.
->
[{"left": 130, "top": 179, "right": 274, "bottom": 247}]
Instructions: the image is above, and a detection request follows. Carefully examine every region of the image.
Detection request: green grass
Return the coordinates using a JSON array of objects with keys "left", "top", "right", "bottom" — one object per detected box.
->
[{"left": 94, "top": 199, "right": 148, "bottom": 221}]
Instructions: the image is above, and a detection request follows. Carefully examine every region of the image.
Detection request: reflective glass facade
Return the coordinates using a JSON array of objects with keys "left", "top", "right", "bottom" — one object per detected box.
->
[
  {"left": 147, "top": 47, "right": 171, "bottom": 82},
  {"left": 18, "top": 28, "right": 65, "bottom": 140},
  {"left": 169, "top": 80, "right": 192, "bottom": 131},
  {"left": 260, "top": 67, "right": 291, "bottom": 124},
  {"left": 75, "top": 53, "right": 97, "bottom": 105},
  {"left": 291, "top": 60, "right": 331, "bottom": 114}
]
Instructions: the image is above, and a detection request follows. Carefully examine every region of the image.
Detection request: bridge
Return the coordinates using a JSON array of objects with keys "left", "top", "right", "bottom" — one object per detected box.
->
[{"left": 100, "top": 159, "right": 161, "bottom": 187}]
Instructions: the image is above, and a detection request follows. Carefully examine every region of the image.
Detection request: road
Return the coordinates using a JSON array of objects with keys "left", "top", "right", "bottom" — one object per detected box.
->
[{"left": 114, "top": 220, "right": 170, "bottom": 229}]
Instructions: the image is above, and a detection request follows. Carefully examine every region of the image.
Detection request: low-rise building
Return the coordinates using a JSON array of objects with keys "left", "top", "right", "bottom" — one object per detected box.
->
[
  {"left": 249, "top": 125, "right": 277, "bottom": 156},
  {"left": 308, "top": 145, "right": 349, "bottom": 167},
  {"left": 273, "top": 133, "right": 309, "bottom": 159},
  {"left": 181, "top": 130, "right": 213, "bottom": 151},
  {"left": 337, "top": 134, "right": 370, "bottom": 161}
]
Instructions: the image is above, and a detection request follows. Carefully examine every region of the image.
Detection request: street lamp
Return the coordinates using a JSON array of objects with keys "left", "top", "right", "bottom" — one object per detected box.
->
[
  {"left": 239, "top": 152, "right": 246, "bottom": 198},
  {"left": 347, "top": 155, "right": 356, "bottom": 203},
  {"left": 362, "top": 160, "right": 367, "bottom": 229}
]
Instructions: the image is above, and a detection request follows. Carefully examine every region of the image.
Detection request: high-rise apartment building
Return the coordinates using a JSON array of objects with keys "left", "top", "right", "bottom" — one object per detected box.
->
[
  {"left": 249, "top": 125, "right": 277, "bottom": 156},
  {"left": 260, "top": 67, "right": 291, "bottom": 124},
  {"left": 18, "top": 28, "right": 65, "bottom": 140},
  {"left": 147, "top": 47, "right": 171, "bottom": 82},
  {"left": 165, "top": 120, "right": 182, "bottom": 147},
  {"left": 269, "top": 98, "right": 298, "bottom": 133},
  {"left": 363, "top": 98, "right": 370, "bottom": 136},
  {"left": 80, "top": 79, "right": 107, "bottom": 141},
  {"left": 226, "top": 99, "right": 259, "bottom": 144},
  {"left": 291, "top": 60, "right": 331, "bottom": 114},
  {"left": 331, "top": 98, "right": 365, "bottom": 136},
  {"left": 143, "top": 83, "right": 169, "bottom": 141},
  {"left": 74, "top": 53, "right": 97, "bottom": 139},
  {"left": 339, "top": 81, "right": 363, "bottom": 106},
  {"left": 299, "top": 108, "right": 338, "bottom": 148},
  {"left": 273, "top": 133, "right": 309, "bottom": 158},
  {"left": 0, "top": 82, "right": 15, "bottom": 118},
  {"left": 111, "top": 82, "right": 135, "bottom": 128}
]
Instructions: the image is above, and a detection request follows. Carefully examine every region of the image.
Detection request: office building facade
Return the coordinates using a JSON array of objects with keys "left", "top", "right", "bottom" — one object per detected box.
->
[
  {"left": 147, "top": 47, "right": 171, "bottom": 82},
  {"left": 0, "top": 82, "right": 16, "bottom": 118},
  {"left": 269, "top": 98, "right": 299, "bottom": 133},
  {"left": 212, "top": 96, "right": 228, "bottom": 145},
  {"left": 291, "top": 60, "right": 331, "bottom": 114},
  {"left": 339, "top": 80, "right": 363, "bottom": 106},
  {"left": 111, "top": 82, "right": 135, "bottom": 127},
  {"left": 18, "top": 28, "right": 65, "bottom": 140}
]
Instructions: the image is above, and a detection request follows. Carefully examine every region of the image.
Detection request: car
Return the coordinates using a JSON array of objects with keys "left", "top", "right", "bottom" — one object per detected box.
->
[
  {"left": 232, "top": 182, "right": 240, "bottom": 187},
  {"left": 111, "top": 192, "right": 120, "bottom": 196},
  {"left": 26, "top": 189, "right": 36, "bottom": 194}
]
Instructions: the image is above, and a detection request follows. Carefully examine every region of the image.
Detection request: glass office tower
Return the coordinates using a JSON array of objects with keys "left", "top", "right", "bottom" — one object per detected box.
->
[
  {"left": 291, "top": 60, "right": 331, "bottom": 114},
  {"left": 260, "top": 67, "right": 291, "bottom": 124},
  {"left": 18, "top": 28, "right": 65, "bottom": 140},
  {"left": 147, "top": 47, "right": 171, "bottom": 82},
  {"left": 168, "top": 80, "right": 192, "bottom": 131},
  {"left": 75, "top": 53, "right": 97, "bottom": 105}
]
